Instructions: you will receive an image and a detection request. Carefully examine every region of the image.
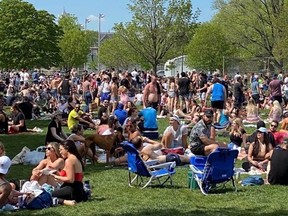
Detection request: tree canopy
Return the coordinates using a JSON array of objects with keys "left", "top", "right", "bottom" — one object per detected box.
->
[
  {"left": 0, "top": 0, "right": 62, "bottom": 69},
  {"left": 58, "top": 13, "right": 91, "bottom": 69},
  {"left": 214, "top": 0, "right": 288, "bottom": 70},
  {"left": 114, "top": 0, "right": 199, "bottom": 72},
  {"left": 186, "top": 22, "right": 234, "bottom": 71}
]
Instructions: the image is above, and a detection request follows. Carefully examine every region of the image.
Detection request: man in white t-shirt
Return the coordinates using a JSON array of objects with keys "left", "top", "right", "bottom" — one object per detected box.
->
[
  {"left": 131, "top": 69, "right": 138, "bottom": 81},
  {"left": 161, "top": 115, "right": 188, "bottom": 149}
]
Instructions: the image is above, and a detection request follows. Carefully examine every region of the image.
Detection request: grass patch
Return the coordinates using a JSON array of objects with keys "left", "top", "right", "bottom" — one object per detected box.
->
[{"left": 2, "top": 113, "right": 288, "bottom": 216}]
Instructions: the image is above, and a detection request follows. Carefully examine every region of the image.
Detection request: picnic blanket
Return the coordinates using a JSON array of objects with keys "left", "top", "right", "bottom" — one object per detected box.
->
[{"left": 11, "top": 146, "right": 45, "bottom": 165}]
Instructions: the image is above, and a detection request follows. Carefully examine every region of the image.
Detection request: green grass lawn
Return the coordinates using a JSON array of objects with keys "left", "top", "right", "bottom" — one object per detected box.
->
[{"left": 1, "top": 116, "right": 288, "bottom": 216}]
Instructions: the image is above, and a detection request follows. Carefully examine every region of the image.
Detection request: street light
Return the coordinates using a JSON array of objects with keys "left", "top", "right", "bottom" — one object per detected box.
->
[{"left": 98, "top": 13, "right": 104, "bottom": 72}]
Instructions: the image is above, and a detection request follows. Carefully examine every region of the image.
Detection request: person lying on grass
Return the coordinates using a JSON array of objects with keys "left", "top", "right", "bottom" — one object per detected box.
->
[{"left": 114, "top": 136, "right": 190, "bottom": 166}]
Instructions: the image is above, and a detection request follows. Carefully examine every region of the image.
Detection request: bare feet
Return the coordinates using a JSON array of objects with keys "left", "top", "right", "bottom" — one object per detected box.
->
[{"left": 63, "top": 200, "right": 76, "bottom": 206}]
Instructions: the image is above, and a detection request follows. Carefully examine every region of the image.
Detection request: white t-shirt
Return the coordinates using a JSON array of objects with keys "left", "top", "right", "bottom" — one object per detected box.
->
[
  {"left": 284, "top": 77, "right": 288, "bottom": 91},
  {"left": 163, "top": 124, "right": 188, "bottom": 148},
  {"left": 135, "top": 93, "right": 143, "bottom": 102}
]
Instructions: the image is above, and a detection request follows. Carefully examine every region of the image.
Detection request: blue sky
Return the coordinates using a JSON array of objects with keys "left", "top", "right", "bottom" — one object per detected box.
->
[{"left": 26, "top": 0, "right": 215, "bottom": 32}]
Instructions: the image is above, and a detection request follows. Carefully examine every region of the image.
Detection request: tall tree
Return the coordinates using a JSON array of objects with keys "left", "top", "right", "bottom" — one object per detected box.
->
[
  {"left": 186, "top": 22, "right": 235, "bottom": 71},
  {"left": 114, "top": 0, "right": 198, "bottom": 72},
  {"left": 0, "top": 0, "right": 62, "bottom": 69},
  {"left": 214, "top": 0, "right": 287, "bottom": 70},
  {"left": 58, "top": 14, "right": 90, "bottom": 69}
]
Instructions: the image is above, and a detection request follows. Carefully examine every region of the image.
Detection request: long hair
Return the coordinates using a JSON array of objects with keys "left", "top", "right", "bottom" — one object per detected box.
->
[
  {"left": 252, "top": 133, "right": 270, "bottom": 157},
  {"left": 60, "top": 140, "right": 84, "bottom": 169},
  {"left": 47, "top": 142, "right": 62, "bottom": 159},
  {"left": 246, "top": 98, "right": 258, "bottom": 116}
]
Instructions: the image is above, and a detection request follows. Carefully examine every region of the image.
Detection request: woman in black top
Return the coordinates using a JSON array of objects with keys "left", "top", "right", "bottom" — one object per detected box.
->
[
  {"left": 45, "top": 110, "right": 67, "bottom": 144},
  {"left": 229, "top": 118, "right": 246, "bottom": 148},
  {"left": 268, "top": 139, "right": 288, "bottom": 185},
  {"left": 9, "top": 104, "right": 27, "bottom": 133}
]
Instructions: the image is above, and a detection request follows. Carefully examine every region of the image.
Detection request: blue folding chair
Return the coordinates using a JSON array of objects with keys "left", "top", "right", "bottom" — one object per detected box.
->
[
  {"left": 189, "top": 148, "right": 238, "bottom": 195},
  {"left": 121, "top": 141, "right": 176, "bottom": 189}
]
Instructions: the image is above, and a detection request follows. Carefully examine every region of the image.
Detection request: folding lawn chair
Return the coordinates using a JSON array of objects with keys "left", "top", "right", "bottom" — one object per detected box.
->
[
  {"left": 120, "top": 141, "right": 176, "bottom": 189},
  {"left": 189, "top": 148, "right": 238, "bottom": 195}
]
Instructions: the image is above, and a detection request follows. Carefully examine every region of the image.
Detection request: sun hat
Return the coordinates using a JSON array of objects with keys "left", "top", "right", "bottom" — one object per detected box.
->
[
  {"left": 0, "top": 156, "right": 11, "bottom": 175},
  {"left": 257, "top": 127, "right": 267, "bottom": 133}
]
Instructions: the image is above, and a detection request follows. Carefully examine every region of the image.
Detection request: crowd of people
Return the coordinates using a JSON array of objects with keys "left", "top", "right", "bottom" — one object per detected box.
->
[{"left": 1, "top": 67, "right": 288, "bottom": 209}]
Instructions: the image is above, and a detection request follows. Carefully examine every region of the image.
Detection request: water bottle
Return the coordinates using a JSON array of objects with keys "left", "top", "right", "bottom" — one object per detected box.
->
[{"left": 84, "top": 180, "right": 91, "bottom": 198}]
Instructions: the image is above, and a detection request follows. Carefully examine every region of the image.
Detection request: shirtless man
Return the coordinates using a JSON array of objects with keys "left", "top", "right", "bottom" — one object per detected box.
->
[
  {"left": 110, "top": 77, "right": 119, "bottom": 113},
  {"left": 50, "top": 75, "right": 62, "bottom": 100},
  {"left": 143, "top": 74, "right": 159, "bottom": 110},
  {"left": 82, "top": 75, "right": 93, "bottom": 113}
]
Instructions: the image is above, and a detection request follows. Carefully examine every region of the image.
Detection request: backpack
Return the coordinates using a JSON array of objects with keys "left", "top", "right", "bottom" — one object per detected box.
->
[
  {"left": 241, "top": 176, "right": 264, "bottom": 186},
  {"left": 24, "top": 190, "right": 52, "bottom": 210}
]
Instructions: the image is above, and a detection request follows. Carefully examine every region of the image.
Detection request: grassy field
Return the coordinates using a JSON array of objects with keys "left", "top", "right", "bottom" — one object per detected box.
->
[{"left": 1, "top": 117, "right": 288, "bottom": 216}]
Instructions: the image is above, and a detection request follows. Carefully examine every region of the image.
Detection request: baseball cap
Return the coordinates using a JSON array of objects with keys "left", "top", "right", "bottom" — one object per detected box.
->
[
  {"left": 171, "top": 115, "right": 180, "bottom": 124},
  {"left": 204, "top": 109, "right": 214, "bottom": 117},
  {"left": 0, "top": 156, "right": 11, "bottom": 175},
  {"left": 257, "top": 127, "right": 267, "bottom": 133}
]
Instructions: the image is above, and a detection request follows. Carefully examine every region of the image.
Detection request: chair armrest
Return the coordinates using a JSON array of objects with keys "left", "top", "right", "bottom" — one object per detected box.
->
[
  {"left": 189, "top": 165, "right": 203, "bottom": 175},
  {"left": 149, "top": 162, "right": 176, "bottom": 169},
  {"left": 145, "top": 159, "right": 160, "bottom": 166}
]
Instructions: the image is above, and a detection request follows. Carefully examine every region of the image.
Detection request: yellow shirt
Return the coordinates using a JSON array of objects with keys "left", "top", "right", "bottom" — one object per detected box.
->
[{"left": 67, "top": 109, "right": 83, "bottom": 130}]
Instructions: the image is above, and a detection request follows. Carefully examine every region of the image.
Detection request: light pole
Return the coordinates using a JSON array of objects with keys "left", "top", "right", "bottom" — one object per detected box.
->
[{"left": 98, "top": 13, "right": 104, "bottom": 72}]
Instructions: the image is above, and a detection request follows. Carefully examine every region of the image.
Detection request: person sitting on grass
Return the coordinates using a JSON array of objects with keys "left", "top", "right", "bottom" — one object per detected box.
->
[
  {"left": 161, "top": 115, "right": 188, "bottom": 149},
  {"left": 67, "top": 103, "right": 95, "bottom": 130},
  {"left": 30, "top": 142, "right": 64, "bottom": 187},
  {"left": 8, "top": 104, "right": 27, "bottom": 133},
  {"left": 67, "top": 124, "right": 98, "bottom": 162},
  {"left": 45, "top": 110, "right": 68, "bottom": 144},
  {"left": 0, "top": 156, "right": 12, "bottom": 208},
  {"left": 243, "top": 127, "right": 273, "bottom": 172},
  {"left": 267, "top": 137, "right": 288, "bottom": 185},
  {"left": 269, "top": 120, "right": 288, "bottom": 146},
  {"left": 51, "top": 140, "right": 87, "bottom": 206}
]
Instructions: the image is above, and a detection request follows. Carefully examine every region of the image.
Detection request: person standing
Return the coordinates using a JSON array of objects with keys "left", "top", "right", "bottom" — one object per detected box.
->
[
  {"left": 142, "top": 74, "right": 159, "bottom": 110},
  {"left": 178, "top": 72, "right": 191, "bottom": 113},
  {"left": 269, "top": 74, "right": 283, "bottom": 104}
]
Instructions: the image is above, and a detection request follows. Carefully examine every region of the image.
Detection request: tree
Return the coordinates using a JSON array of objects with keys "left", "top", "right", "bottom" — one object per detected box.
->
[
  {"left": 0, "top": 0, "right": 62, "bottom": 69},
  {"left": 214, "top": 0, "right": 287, "bottom": 70},
  {"left": 186, "top": 22, "right": 235, "bottom": 71},
  {"left": 114, "top": 0, "right": 198, "bottom": 72},
  {"left": 58, "top": 14, "right": 90, "bottom": 69}
]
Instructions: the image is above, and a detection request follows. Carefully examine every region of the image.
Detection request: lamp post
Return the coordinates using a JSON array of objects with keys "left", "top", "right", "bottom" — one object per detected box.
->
[{"left": 98, "top": 13, "right": 104, "bottom": 72}]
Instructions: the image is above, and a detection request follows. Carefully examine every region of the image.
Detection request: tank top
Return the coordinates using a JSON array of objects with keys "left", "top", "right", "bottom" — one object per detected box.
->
[
  {"left": 61, "top": 79, "right": 70, "bottom": 95},
  {"left": 211, "top": 83, "right": 224, "bottom": 101}
]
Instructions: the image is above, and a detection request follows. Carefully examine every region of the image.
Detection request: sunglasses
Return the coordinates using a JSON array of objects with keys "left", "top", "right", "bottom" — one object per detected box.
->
[
  {"left": 271, "top": 124, "right": 277, "bottom": 128},
  {"left": 45, "top": 147, "right": 54, "bottom": 151}
]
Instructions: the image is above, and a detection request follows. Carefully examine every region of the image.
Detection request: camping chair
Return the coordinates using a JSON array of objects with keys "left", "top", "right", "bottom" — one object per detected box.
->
[
  {"left": 120, "top": 141, "right": 176, "bottom": 189},
  {"left": 189, "top": 148, "right": 238, "bottom": 195}
]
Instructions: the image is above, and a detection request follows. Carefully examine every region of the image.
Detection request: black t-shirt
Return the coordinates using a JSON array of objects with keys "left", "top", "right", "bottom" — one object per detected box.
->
[
  {"left": 18, "top": 102, "right": 33, "bottom": 120},
  {"left": 98, "top": 106, "right": 107, "bottom": 119},
  {"left": 45, "top": 120, "right": 63, "bottom": 144},
  {"left": 230, "top": 129, "right": 246, "bottom": 147},
  {"left": 234, "top": 82, "right": 244, "bottom": 102},
  {"left": 178, "top": 78, "right": 191, "bottom": 95},
  {"left": 268, "top": 147, "right": 288, "bottom": 185},
  {"left": 12, "top": 112, "right": 27, "bottom": 132},
  {"left": 199, "top": 79, "right": 207, "bottom": 93}
]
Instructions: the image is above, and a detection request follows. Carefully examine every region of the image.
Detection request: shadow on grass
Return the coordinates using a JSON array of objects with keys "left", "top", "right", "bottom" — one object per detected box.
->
[{"left": 95, "top": 207, "right": 288, "bottom": 216}]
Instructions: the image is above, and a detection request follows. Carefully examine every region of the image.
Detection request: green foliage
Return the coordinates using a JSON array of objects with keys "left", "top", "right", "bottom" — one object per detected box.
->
[
  {"left": 58, "top": 14, "right": 90, "bottom": 69},
  {"left": 114, "top": 0, "right": 198, "bottom": 72},
  {"left": 214, "top": 0, "right": 287, "bottom": 70},
  {"left": 186, "top": 22, "right": 234, "bottom": 71},
  {"left": 0, "top": 0, "right": 62, "bottom": 69}
]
